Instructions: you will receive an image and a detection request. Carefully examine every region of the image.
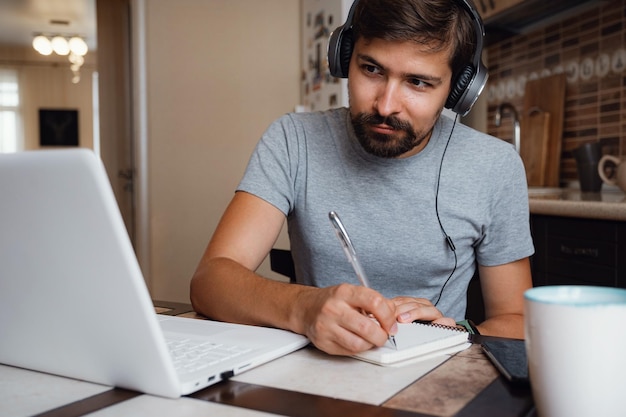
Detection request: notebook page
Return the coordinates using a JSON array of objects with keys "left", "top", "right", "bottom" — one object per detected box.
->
[{"left": 353, "top": 322, "right": 469, "bottom": 366}]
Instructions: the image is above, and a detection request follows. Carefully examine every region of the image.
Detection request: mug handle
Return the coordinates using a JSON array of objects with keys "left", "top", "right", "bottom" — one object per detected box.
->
[{"left": 597, "top": 155, "right": 621, "bottom": 185}]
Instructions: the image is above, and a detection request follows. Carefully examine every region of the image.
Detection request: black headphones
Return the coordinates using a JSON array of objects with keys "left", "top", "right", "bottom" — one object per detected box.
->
[{"left": 327, "top": 0, "right": 488, "bottom": 116}]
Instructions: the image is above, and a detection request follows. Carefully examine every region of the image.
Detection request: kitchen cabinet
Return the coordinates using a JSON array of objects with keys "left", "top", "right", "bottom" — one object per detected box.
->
[
  {"left": 475, "top": 0, "right": 525, "bottom": 21},
  {"left": 466, "top": 212, "right": 625, "bottom": 323},
  {"left": 530, "top": 214, "right": 626, "bottom": 288},
  {"left": 480, "top": 0, "right": 602, "bottom": 44}
]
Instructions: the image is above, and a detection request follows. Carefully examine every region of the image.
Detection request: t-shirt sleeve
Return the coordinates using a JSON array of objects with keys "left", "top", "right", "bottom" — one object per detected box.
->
[
  {"left": 236, "top": 114, "right": 300, "bottom": 216},
  {"left": 474, "top": 146, "right": 535, "bottom": 266}
]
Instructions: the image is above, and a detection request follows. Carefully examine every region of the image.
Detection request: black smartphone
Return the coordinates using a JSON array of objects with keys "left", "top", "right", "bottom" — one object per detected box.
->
[{"left": 481, "top": 339, "right": 529, "bottom": 385}]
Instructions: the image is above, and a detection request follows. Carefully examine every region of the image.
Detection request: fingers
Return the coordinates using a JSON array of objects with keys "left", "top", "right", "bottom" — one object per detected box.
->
[
  {"left": 306, "top": 309, "right": 381, "bottom": 355},
  {"left": 392, "top": 296, "right": 446, "bottom": 323},
  {"left": 346, "top": 285, "right": 398, "bottom": 336},
  {"left": 299, "top": 284, "right": 397, "bottom": 355}
]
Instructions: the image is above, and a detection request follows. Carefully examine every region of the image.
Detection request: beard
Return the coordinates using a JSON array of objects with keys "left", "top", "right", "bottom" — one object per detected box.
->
[{"left": 351, "top": 112, "right": 431, "bottom": 158}]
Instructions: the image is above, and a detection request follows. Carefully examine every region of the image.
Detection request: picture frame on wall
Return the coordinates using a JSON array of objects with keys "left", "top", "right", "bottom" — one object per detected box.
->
[{"left": 39, "top": 109, "right": 79, "bottom": 147}]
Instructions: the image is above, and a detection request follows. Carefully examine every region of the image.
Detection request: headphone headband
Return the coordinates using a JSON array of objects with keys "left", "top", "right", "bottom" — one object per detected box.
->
[{"left": 327, "top": 0, "right": 488, "bottom": 116}]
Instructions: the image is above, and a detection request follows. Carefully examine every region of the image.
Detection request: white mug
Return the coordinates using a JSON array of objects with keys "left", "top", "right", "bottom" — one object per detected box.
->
[
  {"left": 598, "top": 154, "right": 626, "bottom": 193},
  {"left": 525, "top": 286, "right": 626, "bottom": 417}
]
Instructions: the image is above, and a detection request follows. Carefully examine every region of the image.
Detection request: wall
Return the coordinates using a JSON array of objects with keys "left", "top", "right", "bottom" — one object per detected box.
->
[
  {"left": 97, "top": 0, "right": 136, "bottom": 242},
  {"left": 137, "top": 0, "right": 300, "bottom": 302},
  {"left": 486, "top": 0, "right": 626, "bottom": 184},
  {"left": 0, "top": 46, "right": 96, "bottom": 151}
]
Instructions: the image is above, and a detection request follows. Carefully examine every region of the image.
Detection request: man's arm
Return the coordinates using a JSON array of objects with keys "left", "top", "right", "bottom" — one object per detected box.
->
[
  {"left": 190, "top": 191, "right": 398, "bottom": 355},
  {"left": 476, "top": 258, "right": 533, "bottom": 339}
]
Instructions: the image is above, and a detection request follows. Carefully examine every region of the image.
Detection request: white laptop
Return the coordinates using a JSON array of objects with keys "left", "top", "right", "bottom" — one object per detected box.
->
[{"left": 0, "top": 149, "right": 309, "bottom": 398}]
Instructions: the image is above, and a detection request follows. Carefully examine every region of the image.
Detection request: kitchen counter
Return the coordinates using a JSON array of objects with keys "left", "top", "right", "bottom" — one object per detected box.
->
[{"left": 528, "top": 186, "right": 626, "bottom": 221}]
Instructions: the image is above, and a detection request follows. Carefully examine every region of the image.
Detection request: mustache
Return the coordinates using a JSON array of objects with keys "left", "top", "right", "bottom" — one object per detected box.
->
[{"left": 358, "top": 112, "right": 413, "bottom": 131}]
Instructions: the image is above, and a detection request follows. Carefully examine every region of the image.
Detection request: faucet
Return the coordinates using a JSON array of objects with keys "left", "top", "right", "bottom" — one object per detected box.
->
[{"left": 494, "top": 102, "right": 520, "bottom": 154}]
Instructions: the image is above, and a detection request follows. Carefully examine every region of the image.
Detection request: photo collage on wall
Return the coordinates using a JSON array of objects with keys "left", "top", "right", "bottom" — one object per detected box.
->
[{"left": 301, "top": 0, "right": 348, "bottom": 111}]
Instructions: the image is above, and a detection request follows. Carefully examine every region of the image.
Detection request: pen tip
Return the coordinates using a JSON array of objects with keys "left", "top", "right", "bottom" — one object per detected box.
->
[{"left": 390, "top": 335, "right": 397, "bottom": 350}]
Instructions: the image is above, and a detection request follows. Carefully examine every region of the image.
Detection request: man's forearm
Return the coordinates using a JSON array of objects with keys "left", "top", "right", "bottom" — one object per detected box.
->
[
  {"left": 476, "top": 314, "right": 525, "bottom": 339},
  {"left": 190, "top": 256, "right": 309, "bottom": 333}
]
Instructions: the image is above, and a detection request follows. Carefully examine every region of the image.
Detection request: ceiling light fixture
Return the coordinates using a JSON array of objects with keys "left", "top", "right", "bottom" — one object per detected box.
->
[
  {"left": 68, "top": 37, "right": 89, "bottom": 56},
  {"left": 51, "top": 36, "right": 70, "bottom": 55},
  {"left": 32, "top": 34, "right": 89, "bottom": 84},
  {"left": 32, "top": 35, "right": 53, "bottom": 56}
]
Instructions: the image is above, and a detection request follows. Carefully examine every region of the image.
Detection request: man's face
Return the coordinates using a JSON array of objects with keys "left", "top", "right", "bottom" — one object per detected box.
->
[{"left": 347, "top": 37, "right": 453, "bottom": 158}]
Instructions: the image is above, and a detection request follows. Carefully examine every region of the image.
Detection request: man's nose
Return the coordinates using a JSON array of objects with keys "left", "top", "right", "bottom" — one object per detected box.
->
[{"left": 374, "top": 82, "right": 402, "bottom": 117}]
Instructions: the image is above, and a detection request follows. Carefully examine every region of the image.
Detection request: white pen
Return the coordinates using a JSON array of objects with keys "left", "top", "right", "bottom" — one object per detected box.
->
[{"left": 328, "top": 211, "right": 397, "bottom": 350}]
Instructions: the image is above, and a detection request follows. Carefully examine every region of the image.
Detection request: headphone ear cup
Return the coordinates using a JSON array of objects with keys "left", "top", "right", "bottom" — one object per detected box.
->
[
  {"left": 338, "top": 30, "right": 353, "bottom": 78},
  {"left": 328, "top": 0, "right": 359, "bottom": 79},
  {"left": 445, "top": 65, "right": 474, "bottom": 110},
  {"left": 328, "top": 26, "right": 353, "bottom": 79}
]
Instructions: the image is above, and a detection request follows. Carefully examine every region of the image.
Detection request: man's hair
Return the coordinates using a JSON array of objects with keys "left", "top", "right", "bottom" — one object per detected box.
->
[{"left": 351, "top": 0, "right": 477, "bottom": 81}]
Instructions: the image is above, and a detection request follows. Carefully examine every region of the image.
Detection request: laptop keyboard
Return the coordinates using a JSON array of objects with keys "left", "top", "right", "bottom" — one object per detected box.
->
[{"left": 167, "top": 337, "right": 252, "bottom": 375}]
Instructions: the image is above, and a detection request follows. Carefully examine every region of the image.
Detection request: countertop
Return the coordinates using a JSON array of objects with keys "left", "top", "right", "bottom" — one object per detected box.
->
[{"left": 528, "top": 185, "right": 626, "bottom": 221}]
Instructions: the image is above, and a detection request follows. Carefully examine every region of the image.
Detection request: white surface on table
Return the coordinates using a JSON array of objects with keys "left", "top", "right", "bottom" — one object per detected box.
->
[
  {"left": 232, "top": 345, "right": 451, "bottom": 404},
  {"left": 0, "top": 364, "right": 111, "bottom": 417}
]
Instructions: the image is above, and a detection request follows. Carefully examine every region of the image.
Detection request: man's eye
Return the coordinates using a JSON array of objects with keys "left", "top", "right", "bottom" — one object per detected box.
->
[
  {"left": 363, "top": 64, "right": 380, "bottom": 74},
  {"left": 410, "top": 79, "right": 429, "bottom": 88}
]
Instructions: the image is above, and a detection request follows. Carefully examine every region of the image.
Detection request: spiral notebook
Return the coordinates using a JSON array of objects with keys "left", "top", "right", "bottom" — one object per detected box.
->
[{"left": 353, "top": 322, "right": 470, "bottom": 366}]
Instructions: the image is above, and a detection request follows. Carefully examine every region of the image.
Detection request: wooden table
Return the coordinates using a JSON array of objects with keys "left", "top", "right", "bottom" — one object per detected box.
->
[{"left": 20, "top": 301, "right": 536, "bottom": 417}]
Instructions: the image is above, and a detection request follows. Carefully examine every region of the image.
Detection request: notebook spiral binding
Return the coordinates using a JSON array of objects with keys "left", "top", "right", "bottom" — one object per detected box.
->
[{"left": 413, "top": 320, "right": 468, "bottom": 333}]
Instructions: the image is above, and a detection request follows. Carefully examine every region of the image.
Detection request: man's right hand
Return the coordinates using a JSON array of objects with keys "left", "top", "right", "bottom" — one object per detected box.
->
[{"left": 293, "top": 283, "right": 398, "bottom": 355}]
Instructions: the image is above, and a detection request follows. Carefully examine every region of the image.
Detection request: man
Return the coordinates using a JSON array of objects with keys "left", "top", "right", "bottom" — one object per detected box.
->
[{"left": 190, "top": 0, "right": 534, "bottom": 356}]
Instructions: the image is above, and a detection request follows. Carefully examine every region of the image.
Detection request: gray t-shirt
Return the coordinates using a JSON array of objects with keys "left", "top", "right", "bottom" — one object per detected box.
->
[{"left": 238, "top": 108, "right": 534, "bottom": 320}]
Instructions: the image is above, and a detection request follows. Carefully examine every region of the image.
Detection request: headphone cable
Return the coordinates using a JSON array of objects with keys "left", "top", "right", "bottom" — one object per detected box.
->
[{"left": 432, "top": 114, "right": 458, "bottom": 307}]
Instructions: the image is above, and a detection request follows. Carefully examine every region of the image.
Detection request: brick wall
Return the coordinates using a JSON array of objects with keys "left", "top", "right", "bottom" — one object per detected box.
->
[{"left": 486, "top": 0, "right": 625, "bottom": 184}]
